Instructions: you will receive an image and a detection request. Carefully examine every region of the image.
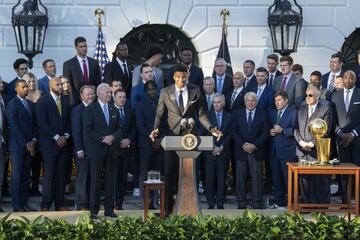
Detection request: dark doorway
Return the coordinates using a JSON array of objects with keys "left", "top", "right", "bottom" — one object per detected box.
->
[
  {"left": 117, "top": 24, "right": 199, "bottom": 85},
  {"left": 341, "top": 28, "right": 360, "bottom": 71}
]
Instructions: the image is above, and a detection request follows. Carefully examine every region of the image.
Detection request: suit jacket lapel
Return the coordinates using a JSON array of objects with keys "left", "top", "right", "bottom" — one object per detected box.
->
[
  {"left": 285, "top": 75, "right": 295, "bottom": 91},
  {"left": 348, "top": 88, "right": 358, "bottom": 115},
  {"left": 96, "top": 101, "right": 107, "bottom": 126},
  {"left": 73, "top": 57, "right": 84, "bottom": 81},
  {"left": 184, "top": 86, "right": 196, "bottom": 114},
  {"left": 87, "top": 57, "right": 93, "bottom": 82},
  {"left": 169, "top": 85, "right": 181, "bottom": 116},
  {"left": 309, "top": 103, "right": 320, "bottom": 122}
]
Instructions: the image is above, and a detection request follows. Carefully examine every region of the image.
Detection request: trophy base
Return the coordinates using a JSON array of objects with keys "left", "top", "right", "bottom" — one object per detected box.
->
[{"left": 314, "top": 161, "right": 331, "bottom": 166}]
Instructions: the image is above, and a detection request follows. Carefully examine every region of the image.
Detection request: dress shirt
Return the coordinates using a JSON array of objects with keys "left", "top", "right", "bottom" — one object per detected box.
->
[
  {"left": 175, "top": 85, "right": 188, "bottom": 108},
  {"left": 77, "top": 55, "right": 89, "bottom": 76},
  {"left": 116, "top": 57, "right": 128, "bottom": 75},
  {"left": 50, "top": 91, "right": 70, "bottom": 140},
  {"left": 281, "top": 73, "right": 292, "bottom": 90},
  {"left": 307, "top": 102, "right": 318, "bottom": 118},
  {"left": 257, "top": 84, "right": 266, "bottom": 99}
]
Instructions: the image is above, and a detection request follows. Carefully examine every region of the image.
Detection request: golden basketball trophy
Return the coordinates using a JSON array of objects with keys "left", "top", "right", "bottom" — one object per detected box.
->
[{"left": 310, "top": 118, "right": 331, "bottom": 165}]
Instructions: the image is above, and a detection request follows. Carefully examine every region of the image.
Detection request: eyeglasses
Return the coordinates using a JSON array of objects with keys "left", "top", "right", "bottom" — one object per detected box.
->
[{"left": 305, "top": 94, "right": 314, "bottom": 97}]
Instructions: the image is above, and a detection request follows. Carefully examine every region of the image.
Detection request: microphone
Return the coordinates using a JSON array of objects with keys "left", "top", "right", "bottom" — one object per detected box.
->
[
  {"left": 180, "top": 118, "right": 188, "bottom": 130},
  {"left": 188, "top": 118, "right": 195, "bottom": 132}
]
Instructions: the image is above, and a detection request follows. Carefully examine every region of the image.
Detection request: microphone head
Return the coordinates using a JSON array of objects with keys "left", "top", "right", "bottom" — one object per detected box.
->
[
  {"left": 180, "top": 118, "right": 187, "bottom": 127},
  {"left": 188, "top": 118, "right": 195, "bottom": 126}
]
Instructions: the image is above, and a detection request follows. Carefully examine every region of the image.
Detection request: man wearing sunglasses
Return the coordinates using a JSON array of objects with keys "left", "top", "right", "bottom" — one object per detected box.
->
[{"left": 294, "top": 84, "right": 332, "bottom": 204}]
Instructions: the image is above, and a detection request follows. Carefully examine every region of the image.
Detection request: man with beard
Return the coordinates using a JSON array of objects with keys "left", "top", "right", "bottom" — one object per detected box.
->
[{"left": 36, "top": 77, "right": 71, "bottom": 211}]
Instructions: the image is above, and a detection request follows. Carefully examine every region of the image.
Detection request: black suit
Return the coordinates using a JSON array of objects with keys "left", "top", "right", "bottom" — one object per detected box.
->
[
  {"left": 294, "top": 102, "right": 332, "bottom": 203},
  {"left": 168, "top": 64, "right": 204, "bottom": 87},
  {"left": 154, "top": 84, "right": 212, "bottom": 213},
  {"left": 63, "top": 56, "right": 101, "bottom": 103},
  {"left": 244, "top": 75, "right": 257, "bottom": 91},
  {"left": 36, "top": 94, "right": 71, "bottom": 210},
  {"left": 71, "top": 102, "right": 89, "bottom": 209},
  {"left": 233, "top": 108, "right": 269, "bottom": 208},
  {"left": 203, "top": 110, "right": 233, "bottom": 208},
  {"left": 83, "top": 101, "right": 123, "bottom": 215},
  {"left": 267, "top": 70, "right": 282, "bottom": 88},
  {"left": 331, "top": 87, "right": 360, "bottom": 202},
  {"left": 115, "top": 104, "right": 137, "bottom": 208},
  {"left": 104, "top": 59, "right": 133, "bottom": 97},
  {"left": 213, "top": 75, "right": 233, "bottom": 95},
  {"left": 225, "top": 87, "right": 246, "bottom": 113}
]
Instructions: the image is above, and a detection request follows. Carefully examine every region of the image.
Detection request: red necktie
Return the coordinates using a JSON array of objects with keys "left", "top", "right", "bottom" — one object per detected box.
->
[
  {"left": 82, "top": 59, "right": 89, "bottom": 83},
  {"left": 280, "top": 76, "right": 287, "bottom": 91}
]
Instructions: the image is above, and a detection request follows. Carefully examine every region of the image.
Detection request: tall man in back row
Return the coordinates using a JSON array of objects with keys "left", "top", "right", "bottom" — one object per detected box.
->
[{"left": 150, "top": 65, "right": 223, "bottom": 215}]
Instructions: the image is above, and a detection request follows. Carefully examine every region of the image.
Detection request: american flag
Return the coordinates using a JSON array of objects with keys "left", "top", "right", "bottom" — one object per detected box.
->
[{"left": 93, "top": 28, "right": 110, "bottom": 81}]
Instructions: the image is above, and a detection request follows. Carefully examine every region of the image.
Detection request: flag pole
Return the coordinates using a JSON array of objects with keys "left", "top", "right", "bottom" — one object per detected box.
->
[
  {"left": 220, "top": 9, "right": 230, "bottom": 58},
  {"left": 95, "top": 8, "right": 104, "bottom": 30}
]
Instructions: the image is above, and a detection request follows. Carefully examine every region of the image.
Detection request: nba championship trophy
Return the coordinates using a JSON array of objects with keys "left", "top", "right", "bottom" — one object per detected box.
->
[{"left": 310, "top": 118, "right": 331, "bottom": 165}]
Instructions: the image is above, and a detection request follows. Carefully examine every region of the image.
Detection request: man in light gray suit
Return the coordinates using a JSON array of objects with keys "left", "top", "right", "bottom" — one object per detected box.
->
[
  {"left": 274, "top": 56, "right": 305, "bottom": 108},
  {"left": 132, "top": 44, "right": 164, "bottom": 89}
]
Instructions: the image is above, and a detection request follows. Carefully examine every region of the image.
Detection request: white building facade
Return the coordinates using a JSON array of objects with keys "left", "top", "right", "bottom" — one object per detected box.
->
[{"left": 0, "top": 0, "right": 359, "bottom": 81}]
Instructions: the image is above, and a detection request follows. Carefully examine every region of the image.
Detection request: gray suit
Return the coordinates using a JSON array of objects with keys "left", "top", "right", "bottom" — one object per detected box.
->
[
  {"left": 132, "top": 64, "right": 163, "bottom": 89},
  {"left": 153, "top": 83, "right": 213, "bottom": 213},
  {"left": 274, "top": 74, "right": 305, "bottom": 108},
  {"left": 294, "top": 102, "right": 332, "bottom": 203}
]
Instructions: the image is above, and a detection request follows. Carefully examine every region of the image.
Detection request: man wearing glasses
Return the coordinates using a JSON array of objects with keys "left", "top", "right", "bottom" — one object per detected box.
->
[
  {"left": 213, "top": 58, "right": 233, "bottom": 95},
  {"left": 294, "top": 84, "right": 332, "bottom": 204}
]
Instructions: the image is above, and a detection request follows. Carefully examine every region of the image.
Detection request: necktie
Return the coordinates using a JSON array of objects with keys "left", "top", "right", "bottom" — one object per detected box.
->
[
  {"left": 245, "top": 79, "right": 249, "bottom": 88},
  {"left": 122, "top": 63, "right": 129, "bottom": 79},
  {"left": 207, "top": 95, "right": 211, "bottom": 110},
  {"left": 56, "top": 96, "right": 62, "bottom": 116},
  {"left": 103, "top": 103, "right": 109, "bottom": 125},
  {"left": 216, "top": 112, "right": 221, "bottom": 128},
  {"left": 82, "top": 59, "right": 89, "bottom": 83},
  {"left": 269, "top": 74, "right": 274, "bottom": 86},
  {"left": 178, "top": 90, "right": 184, "bottom": 114},
  {"left": 22, "top": 99, "right": 31, "bottom": 117},
  {"left": 231, "top": 90, "right": 237, "bottom": 109},
  {"left": 280, "top": 76, "right": 287, "bottom": 91},
  {"left": 119, "top": 108, "right": 125, "bottom": 126},
  {"left": 329, "top": 74, "right": 335, "bottom": 92},
  {"left": 217, "top": 77, "right": 223, "bottom": 93},
  {"left": 345, "top": 89, "right": 351, "bottom": 112},
  {"left": 247, "top": 111, "right": 253, "bottom": 132},
  {"left": 257, "top": 88, "right": 263, "bottom": 99},
  {"left": 276, "top": 110, "right": 282, "bottom": 124}
]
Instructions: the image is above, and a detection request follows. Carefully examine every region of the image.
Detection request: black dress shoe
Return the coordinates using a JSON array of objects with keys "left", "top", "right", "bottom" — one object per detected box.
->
[
  {"left": 252, "top": 204, "right": 265, "bottom": 209},
  {"left": 104, "top": 211, "right": 117, "bottom": 218},
  {"left": 90, "top": 214, "right": 98, "bottom": 220},
  {"left": 30, "top": 188, "right": 41, "bottom": 196},
  {"left": 0, "top": 207, "right": 4, "bottom": 212},
  {"left": 116, "top": 206, "right": 123, "bottom": 210},
  {"left": 208, "top": 206, "right": 215, "bottom": 209},
  {"left": 217, "top": 205, "right": 224, "bottom": 209},
  {"left": 24, "top": 206, "right": 38, "bottom": 212}
]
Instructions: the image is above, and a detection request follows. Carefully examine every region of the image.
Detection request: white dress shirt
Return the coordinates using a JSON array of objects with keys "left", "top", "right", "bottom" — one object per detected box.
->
[{"left": 175, "top": 85, "right": 188, "bottom": 108}]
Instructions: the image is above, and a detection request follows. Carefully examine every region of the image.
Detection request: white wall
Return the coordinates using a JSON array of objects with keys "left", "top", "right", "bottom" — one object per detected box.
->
[{"left": 0, "top": 0, "right": 359, "bottom": 81}]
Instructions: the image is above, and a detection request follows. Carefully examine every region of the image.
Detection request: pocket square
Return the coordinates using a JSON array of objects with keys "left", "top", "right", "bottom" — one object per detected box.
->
[
  {"left": 111, "top": 115, "right": 117, "bottom": 118},
  {"left": 189, "top": 100, "right": 197, "bottom": 104},
  {"left": 353, "top": 102, "right": 360, "bottom": 105}
]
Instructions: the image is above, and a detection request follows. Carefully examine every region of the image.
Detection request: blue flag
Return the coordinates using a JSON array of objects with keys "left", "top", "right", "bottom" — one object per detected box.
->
[{"left": 214, "top": 29, "right": 233, "bottom": 77}]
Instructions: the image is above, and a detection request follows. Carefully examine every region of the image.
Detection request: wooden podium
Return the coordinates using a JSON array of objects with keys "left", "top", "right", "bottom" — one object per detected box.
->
[{"left": 161, "top": 135, "right": 213, "bottom": 217}]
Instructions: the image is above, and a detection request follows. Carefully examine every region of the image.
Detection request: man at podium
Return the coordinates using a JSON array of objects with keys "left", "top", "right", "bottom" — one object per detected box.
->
[{"left": 150, "top": 65, "right": 222, "bottom": 215}]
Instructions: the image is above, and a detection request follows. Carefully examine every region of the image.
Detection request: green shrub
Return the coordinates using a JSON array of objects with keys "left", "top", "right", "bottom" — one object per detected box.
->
[{"left": 0, "top": 211, "right": 360, "bottom": 239}]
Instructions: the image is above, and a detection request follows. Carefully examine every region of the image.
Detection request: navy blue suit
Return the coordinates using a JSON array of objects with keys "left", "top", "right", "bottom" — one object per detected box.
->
[
  {"left": 233, "top": 108, "right": 269, "bottom": 207},
  {"left": 83, "top": 101, "right": 123, "bottom": 215},
  {"left": 38, "top": 76, "right": 50, "bottom": 95},
  {"left": 136, "top": 96, "right": 163, "bottom": 207},
  {"left": 71, "top": 102, "right": 89, "bottom": 209},
  {"left": 249, "top": 86, "right": 275, "bottom": 113},
  {"left": 7, "top": 96, "right": 36, "bottom": 210},
  {"left": 225, "top": 87, "right": 246, "bottom": 113},
  {"left": 36, "top": 94, "right": 71, "bottom": 210},
  {"left": 168, "top": 64, "right": 204, "bottom": 87},
  {"left": 130, "top": 81, "right": 146, "bottom": 109},
  {"left": 7, "top": 78, "right": 18, "bottom": 100},
  {"left": 269, "top": 107, "right": 297, "bottom": 206},
  {"left": 115, "top": 104, "right": 137, "bottom": 208},
  {"left": 244, "top": 75, "right": 257, "bottom": 91},
  {"left": 203, "top": 110, "right": 233, "bottom": 208}
]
